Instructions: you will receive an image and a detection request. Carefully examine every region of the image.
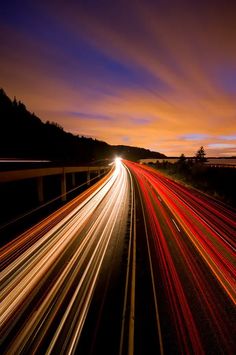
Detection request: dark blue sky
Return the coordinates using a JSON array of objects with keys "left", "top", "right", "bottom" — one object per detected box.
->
[{"left": 0, "top": 0, "right": 236, "bottom": 156}]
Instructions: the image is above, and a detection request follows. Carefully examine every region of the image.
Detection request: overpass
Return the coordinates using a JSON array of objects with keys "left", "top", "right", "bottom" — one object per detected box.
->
[{"left": 0, "top": 165, "right": 110, "bottom": 203}]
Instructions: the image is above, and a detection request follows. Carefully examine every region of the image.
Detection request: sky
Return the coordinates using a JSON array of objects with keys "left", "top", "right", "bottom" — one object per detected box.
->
[{"left": 0, "top": 0, "right": 236, "bottom": 157}]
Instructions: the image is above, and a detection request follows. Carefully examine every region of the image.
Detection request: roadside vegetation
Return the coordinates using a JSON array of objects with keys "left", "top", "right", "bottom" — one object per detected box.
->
[{"left": 151, "top": 147, "right": 236, "bottom": 208}]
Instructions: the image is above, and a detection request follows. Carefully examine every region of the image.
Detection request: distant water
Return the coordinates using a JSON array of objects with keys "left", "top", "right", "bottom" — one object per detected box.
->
[
  {"left": 205, "top": 158, "right": 236, "bottom": 166},
  {"left": 140, "top": 158, "right": 236, "bottom": 166}
]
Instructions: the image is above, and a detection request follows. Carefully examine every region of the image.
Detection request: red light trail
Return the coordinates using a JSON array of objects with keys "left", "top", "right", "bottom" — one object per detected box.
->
[
  {"left": 0, "top": 160, "right": 235, "bottom": 354},
  {"left": 125, "top": 160, "right": 235, "bottom": 353}
]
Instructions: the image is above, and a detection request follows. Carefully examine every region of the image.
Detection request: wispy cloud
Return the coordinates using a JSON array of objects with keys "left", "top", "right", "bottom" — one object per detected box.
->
[
  {"left": 181, "top": 134, "right": 209, "bottom": 141},
  {"left": 0, "top": 0, "right": 236, "bottom": 156},
  {"left": 208, "top": 143, "right": 236, "bottom": 149},
  {"left": 67, "top": 112, "right": 113, "bottom": 121},
  {"left": 219, "top": 135, "right": 236, "bottom": 141}
]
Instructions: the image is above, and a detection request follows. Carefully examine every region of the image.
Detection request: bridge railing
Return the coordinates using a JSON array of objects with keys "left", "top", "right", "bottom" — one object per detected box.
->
[{"left": 0, "top": 165, "right": 110, "bottom": 203}]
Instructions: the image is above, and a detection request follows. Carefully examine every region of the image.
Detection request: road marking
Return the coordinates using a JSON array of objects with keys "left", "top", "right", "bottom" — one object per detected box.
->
[
  {"left": 136, "top": 181, "right": 164, "bottom": 355},
  {"left": 119, "top": 165, "right": 136, "bottom": 355},
  {"left": 172, "top": 218, "right": 181, "bottom": 232},
  {"left": 129, "top": 196, "right": 136, "bottom": 355}
]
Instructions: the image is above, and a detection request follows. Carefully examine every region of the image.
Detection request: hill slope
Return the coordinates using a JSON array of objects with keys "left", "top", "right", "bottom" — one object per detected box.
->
[{"left": 0, "top": 89, "right": 165, "bottom": 163}]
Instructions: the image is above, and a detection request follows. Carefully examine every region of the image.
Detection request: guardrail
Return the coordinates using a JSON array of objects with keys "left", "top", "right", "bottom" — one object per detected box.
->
[{"left": 0, "top": 166, "right": 110, "bottom": 202}]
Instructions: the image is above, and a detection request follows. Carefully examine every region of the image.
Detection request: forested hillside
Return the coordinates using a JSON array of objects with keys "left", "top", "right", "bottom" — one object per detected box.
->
[{"left": 0, "top": 89, "right": 165, "bottom": 163}]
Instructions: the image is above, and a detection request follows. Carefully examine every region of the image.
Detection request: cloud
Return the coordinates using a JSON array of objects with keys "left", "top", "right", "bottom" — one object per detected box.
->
[
  {"left": 66, "top": 112, "right": 113, "bottom": 122},
  {"left": 0, "top": 0, "right": 236, "bottom": 156},
  {"left": 180, "top": 134, "right": 210, "bottom": 141},
  {"left": 219, "top": 135, "right": 236, "bottom": 141},
  {"left": 208, "top": 143, "right": 236, "bottom": 149}
]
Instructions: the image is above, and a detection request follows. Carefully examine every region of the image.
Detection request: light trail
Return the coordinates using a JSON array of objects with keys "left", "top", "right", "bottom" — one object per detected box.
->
[
  {"left": 125, "top": 160, "right": 236, "bottom": 354},
  {"left": 0, "top": 159, "right": 131, "bottom": 354},
  {"left": 1, "top": 158, "right": 235, "bottom": 354},
  {"left": 134, "top": 172, "right": 164, "bottom": 355},
  {"left": 119, "top": 164, "right": 136, "bottom": 355}
]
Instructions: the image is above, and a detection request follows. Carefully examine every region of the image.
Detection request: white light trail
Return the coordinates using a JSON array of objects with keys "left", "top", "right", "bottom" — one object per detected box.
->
[{"left": 0, "top": 160, "right": 131, "bottom": 354}]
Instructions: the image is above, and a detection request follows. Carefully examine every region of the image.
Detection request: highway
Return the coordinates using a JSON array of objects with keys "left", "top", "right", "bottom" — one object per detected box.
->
[
  {"left": 0, "top": 159, "right": 235, "bottom": 354},
  {"left": 0, "top": 158, "right": 134, "bottom": 354},
  {"left": 125, "top": 160, "right": 236, "bottom": 354}
]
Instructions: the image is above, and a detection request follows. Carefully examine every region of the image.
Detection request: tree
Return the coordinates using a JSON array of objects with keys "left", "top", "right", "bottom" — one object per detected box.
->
[
  {"left": 195, "top": 146, "right": 207, "bottom": 163},
  {"left": 178, "top": 153, "right": 186, "bottom": 163},
  {"left": 176, "top": 153, "right": 188, "bottom": 172}
]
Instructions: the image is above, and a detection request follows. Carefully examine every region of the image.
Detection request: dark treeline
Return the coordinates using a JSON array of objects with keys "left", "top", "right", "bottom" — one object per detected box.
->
[
  {"left": 151, "top": 152, "right": 236, "bottom": 207},
  {"left": 0, "top": 89, "right": 165, "bottom": 163},
  {"left": 112, "top": 144, "right": 166, "bottom": 162}
]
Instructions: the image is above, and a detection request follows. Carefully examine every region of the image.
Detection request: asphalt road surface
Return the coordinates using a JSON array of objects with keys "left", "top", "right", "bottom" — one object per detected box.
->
[{"left": 0, "top": 159, "right": 235, "bottom": 354}]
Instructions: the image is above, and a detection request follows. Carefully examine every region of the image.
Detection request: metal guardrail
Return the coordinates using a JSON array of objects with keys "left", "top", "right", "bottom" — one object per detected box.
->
[{"left": 0, "top": 166, "right": 109, "bottom": 183}]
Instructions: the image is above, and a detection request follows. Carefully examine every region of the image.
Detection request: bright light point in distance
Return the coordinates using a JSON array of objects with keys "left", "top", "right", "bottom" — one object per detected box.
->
[{"left": 115, "top": 157, "right": 122, "bottom": 164}]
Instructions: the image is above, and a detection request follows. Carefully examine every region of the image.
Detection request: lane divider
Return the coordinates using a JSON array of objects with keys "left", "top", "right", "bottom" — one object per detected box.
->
[
  {"left": 119, "top": 164, "right": 136, "bottom": 355},
  {"left": 172, "top": 218, "right": 181, "bottom": 232}
]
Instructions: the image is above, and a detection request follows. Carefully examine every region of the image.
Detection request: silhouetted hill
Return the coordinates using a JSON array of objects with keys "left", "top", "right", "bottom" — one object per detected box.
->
[
  {"left": 0, "top": 89, "right": 165, "bottom": 163},
  {"left": 111, "top": 145, "right": 166, "bottom": 161}
]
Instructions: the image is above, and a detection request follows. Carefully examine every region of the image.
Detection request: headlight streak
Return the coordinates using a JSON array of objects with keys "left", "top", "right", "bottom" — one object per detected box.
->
[
  {"left": 119, "top": 163, "right": 136, "bottom": 355},
  {"left": 0, "top": 168, "right": 115, "bottom": 270},
  {"left": 124, "top": 160, "right": 235, "bottom": 354},
  {"left": 0, "top": 160, "right": 130, "bottom": 354},
  {"left": 1, "top": 158, "right": 235, "bottom": 353}
]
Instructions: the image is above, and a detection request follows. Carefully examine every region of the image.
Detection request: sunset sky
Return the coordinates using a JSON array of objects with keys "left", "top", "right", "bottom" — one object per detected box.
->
[{"left": 0, "top": 0, "right": 236, "bottom": 156}]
